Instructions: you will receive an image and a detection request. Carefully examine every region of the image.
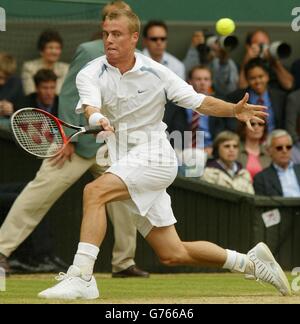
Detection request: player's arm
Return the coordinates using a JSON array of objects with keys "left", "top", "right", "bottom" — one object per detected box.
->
[
  {"left": 196, "top": 93, "right": 268, "bottom": 131},
  {"left": 165, "top": 68, "right": 268, "bottom": 132}
]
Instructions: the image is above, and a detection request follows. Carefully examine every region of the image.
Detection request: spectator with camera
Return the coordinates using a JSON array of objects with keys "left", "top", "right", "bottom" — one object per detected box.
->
[
  {"left": 239, "top": 29, "right": 294, "bottom": 91},
  {"left": 22, "top": 29, "right": 69, "bottom": 95},
  {"left": 183, "top": 31, "right": 239, "bottom": 99},
  {"left": 142, "top": 20, "right": 185, "bottom": 79},
  {"left": 226, "top": 57, "right": 287, "bottom": 134},
  {"left": 0, "top": 52, "right": 24, "bottom": 128}
]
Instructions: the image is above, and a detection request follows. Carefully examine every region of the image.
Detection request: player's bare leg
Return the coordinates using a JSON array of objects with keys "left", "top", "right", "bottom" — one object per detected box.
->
[
  {"left": 145, "top": 225, "right": 227, "bottom": 267},
  {"left": 38, "top": 173, "right": 130, "bottom": 300},
  {"left": 80, "top": 172, "right": 130, "bottom": 246},
  {"left": 145, "top": 226, "right": 291, "bottom": 296}
]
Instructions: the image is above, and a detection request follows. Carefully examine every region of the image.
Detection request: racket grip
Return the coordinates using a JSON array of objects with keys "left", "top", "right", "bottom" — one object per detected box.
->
[{"left": 83, "top": 125, "right": 104, "bottom": 134}]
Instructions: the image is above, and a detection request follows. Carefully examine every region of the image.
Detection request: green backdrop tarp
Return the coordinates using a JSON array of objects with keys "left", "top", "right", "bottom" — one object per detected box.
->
[{"left": 1, "top": 0, "right": 299, "bottom": 22}]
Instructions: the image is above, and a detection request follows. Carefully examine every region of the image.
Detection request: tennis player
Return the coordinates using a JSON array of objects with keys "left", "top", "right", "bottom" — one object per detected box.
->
[{"left": 39, "top": 9, "right": 291, "bottom": 299}]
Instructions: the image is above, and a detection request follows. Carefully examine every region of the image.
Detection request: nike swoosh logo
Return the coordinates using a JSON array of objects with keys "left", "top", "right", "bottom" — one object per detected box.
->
[{"left": 137, "top": 90, "right": 147, "bottom": 94}]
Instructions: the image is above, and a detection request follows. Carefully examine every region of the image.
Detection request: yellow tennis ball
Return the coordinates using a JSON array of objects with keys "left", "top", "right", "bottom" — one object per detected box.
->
[{"left": 216, "top": 18, "right": 235, "bottom": 36}]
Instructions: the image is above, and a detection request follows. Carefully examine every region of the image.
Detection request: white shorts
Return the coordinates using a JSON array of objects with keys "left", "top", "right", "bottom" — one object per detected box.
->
[{"left": 105, "top": 137, "right": 178, "bottom": 228}]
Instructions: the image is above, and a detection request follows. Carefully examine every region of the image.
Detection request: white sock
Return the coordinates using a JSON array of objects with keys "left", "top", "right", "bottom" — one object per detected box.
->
[
  {"left": 223, "top": 249, "right": 253, "bottom": 273},
  {"left": 73, "top": 242, "right": 99, "bottom": 281}
]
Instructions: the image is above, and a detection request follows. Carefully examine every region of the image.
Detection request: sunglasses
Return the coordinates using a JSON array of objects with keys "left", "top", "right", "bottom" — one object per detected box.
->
[
  {"left": 148, "top": 37, "right": 167, "bottom": 42},
  {"left": 275, "top": 145, "right": 292, "bottom": 152},
  {"left": 223, "top": 144, "right": 239, "bottom": 149},
  {"left": 250, "top": 122, "right": 265, "bottom": 127}
]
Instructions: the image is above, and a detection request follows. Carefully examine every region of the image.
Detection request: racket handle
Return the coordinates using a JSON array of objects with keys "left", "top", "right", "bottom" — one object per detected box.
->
[{"left": 83, "top": 125, "right": 104, "bottom": 134}]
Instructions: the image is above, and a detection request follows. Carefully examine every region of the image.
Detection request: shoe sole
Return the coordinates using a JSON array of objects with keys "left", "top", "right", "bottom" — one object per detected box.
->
[
  {"left": 256, "top": 243, "right": 292, "bottom": 296},
  {"left": 38, "top": 292, "right": 99, "bottom": 300}
]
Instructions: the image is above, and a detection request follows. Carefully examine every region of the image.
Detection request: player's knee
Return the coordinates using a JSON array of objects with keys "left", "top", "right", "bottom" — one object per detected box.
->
[{"left": 83, "top": 182, "right": 106, "bottom": 204}]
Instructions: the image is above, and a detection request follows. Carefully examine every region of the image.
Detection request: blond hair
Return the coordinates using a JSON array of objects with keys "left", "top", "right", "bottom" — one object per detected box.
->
[
  {"left": 101, "top": 1, "right": 131, "bottom": 21},
  {"left": 0, "top": 52, "right": 17, "bottom": 76},
  {"left": 104, "top": 9, "right": 140, "bottom": 34}
]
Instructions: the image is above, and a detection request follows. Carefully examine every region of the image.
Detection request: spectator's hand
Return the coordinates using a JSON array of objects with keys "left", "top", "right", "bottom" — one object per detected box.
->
[
  {"left": 50, "top": 143, "right": 75, "bottom": 168},
  {"left": 0, "top": 100, "right": 14, "bottom": 116},
  {"left": 191, "top": 31, "right": 205, "bottom": 48},
  {"left": 244, "top": 44, "right": 261, "bottom": 62},
  {"left": 234, "top": 93, "right": 268, "bottom": 131}
]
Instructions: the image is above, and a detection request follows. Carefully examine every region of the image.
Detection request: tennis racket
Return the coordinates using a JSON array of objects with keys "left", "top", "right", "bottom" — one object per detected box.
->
[{"left": 11, "top": 108, "right": 103, "bottom": 158}]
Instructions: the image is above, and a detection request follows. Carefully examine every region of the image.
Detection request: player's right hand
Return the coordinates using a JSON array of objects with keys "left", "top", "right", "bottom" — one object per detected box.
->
[{"left": 98, "top": 117, "right": 115, "bottom": 140}]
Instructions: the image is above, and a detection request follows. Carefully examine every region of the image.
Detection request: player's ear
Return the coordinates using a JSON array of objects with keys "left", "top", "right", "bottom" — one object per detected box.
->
[{"left": 132, "top": 32, "right": 139, "bottom": 43}]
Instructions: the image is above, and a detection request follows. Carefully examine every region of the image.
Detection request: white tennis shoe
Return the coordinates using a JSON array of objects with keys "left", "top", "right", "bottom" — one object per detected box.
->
[
  {"left": 247, "top": 242, "right": 291, "bottom": 296},
  {"left": 38, "top": 265, "right": 99, "bottom": 300}
]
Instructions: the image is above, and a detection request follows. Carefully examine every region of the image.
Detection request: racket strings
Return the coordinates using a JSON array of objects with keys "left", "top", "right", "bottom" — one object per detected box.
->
[{"left": 12, "top": 110, "right": 64, "bottom": 157}]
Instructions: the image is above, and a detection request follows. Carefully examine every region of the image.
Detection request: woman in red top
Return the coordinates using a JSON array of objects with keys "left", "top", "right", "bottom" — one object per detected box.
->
[{"left": 238, "top": 120, "right": 270, "bottom": 180}]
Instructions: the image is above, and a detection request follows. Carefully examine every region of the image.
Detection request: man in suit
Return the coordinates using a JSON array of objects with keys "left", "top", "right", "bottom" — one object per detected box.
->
[
  {"left": 0, "top": 0, "right": 149, "bottom": 278},
  {"left": 226, "top": 57, "right": 287, "bottom": 133},
  {"left": 254, "top": 129, "right": 300, "bottom": 197}
]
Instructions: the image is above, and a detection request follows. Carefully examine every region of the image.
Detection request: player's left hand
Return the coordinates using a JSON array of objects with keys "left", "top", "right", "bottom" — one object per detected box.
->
[{"left": 234, "top": 93, "right": 268, "bottom": 131}]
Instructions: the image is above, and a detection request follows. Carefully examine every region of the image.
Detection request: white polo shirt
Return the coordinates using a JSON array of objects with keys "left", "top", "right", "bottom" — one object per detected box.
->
[{"left": 76, "top": 52, "right": 205, "bottom": 139}]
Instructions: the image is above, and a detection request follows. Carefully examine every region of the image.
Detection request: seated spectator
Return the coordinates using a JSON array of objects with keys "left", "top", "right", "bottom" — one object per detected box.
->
[
  {"left": 237, "top": 120, "right": 270, "bottom": 180},
  {"left": 22, "top": 29, "right": 69, "bottom": 95},
  {"left": 164, "top": 65, "right": 223, "bottom": 153},
  {"left": 142, "top": 20, "right": 185, "bottom": 79},
  {"left": 0, "top": 52, "right": 24, "bottom": 117},
  {"left": 201, "top": 131, "right": 254, "bottom": 194},
  {"left": 285, "top": 89, "right": 300, "bottom": 164},
  {"left": 239, "top": 29, "right": 294, "bottom": 91},
  {"left": 254, "top": 130, "right": 300, "bottom": 197},
  {"left": 291, "top": 59, "right": 300, "bottom": 90},
  {"left": 183, "top": 30, "right": 239, "bottom": 99},
  {"left": 226, "top": 57, "right": 286, "bottom": 133},
  {"left": 21, "top": 69, "right": 58, "bottom": 116}
]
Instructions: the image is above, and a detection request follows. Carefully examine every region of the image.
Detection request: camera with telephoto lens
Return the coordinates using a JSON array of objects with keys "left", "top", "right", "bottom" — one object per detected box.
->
[
  {"left": 206, "top": 35, "right": 239, "bottom": 52},
  {"left": 259, "top": 42, "right": 291, "bottom": 59}
]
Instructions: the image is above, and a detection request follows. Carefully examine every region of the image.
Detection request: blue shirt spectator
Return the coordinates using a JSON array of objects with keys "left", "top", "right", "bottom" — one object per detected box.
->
[
  {"left": 248, "top": 89, "right": 275, "bottom": 133},
  {"left": 273, "top": 161, "right": 300, "bottom": 197}
]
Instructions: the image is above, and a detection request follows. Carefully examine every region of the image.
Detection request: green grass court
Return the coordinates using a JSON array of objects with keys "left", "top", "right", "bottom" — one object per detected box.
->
[{"left": 0, "top": 273, "right": 299, "bottom": 304}]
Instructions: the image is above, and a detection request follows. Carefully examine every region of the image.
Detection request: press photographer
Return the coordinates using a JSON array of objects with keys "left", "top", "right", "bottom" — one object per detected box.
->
[{"left": 239, "top": 29, "right": 294, "bottom": 91}]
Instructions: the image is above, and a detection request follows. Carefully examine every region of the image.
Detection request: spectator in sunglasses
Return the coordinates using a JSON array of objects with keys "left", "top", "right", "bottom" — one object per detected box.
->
[
  {"left": 142, "top": 20, "right": 185, "bottom": 79},
  {"left": 237, "top": 120, "right": 271, "bottom": 180},
  {"left": 201, "top": 131, "right": 254, "bottom": 194},
  {"left": 225, "top": 57, "right": 287, "bottom": 134},
  {"left": 254, "top": 130, "right": 300, "bottom": 197}
]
